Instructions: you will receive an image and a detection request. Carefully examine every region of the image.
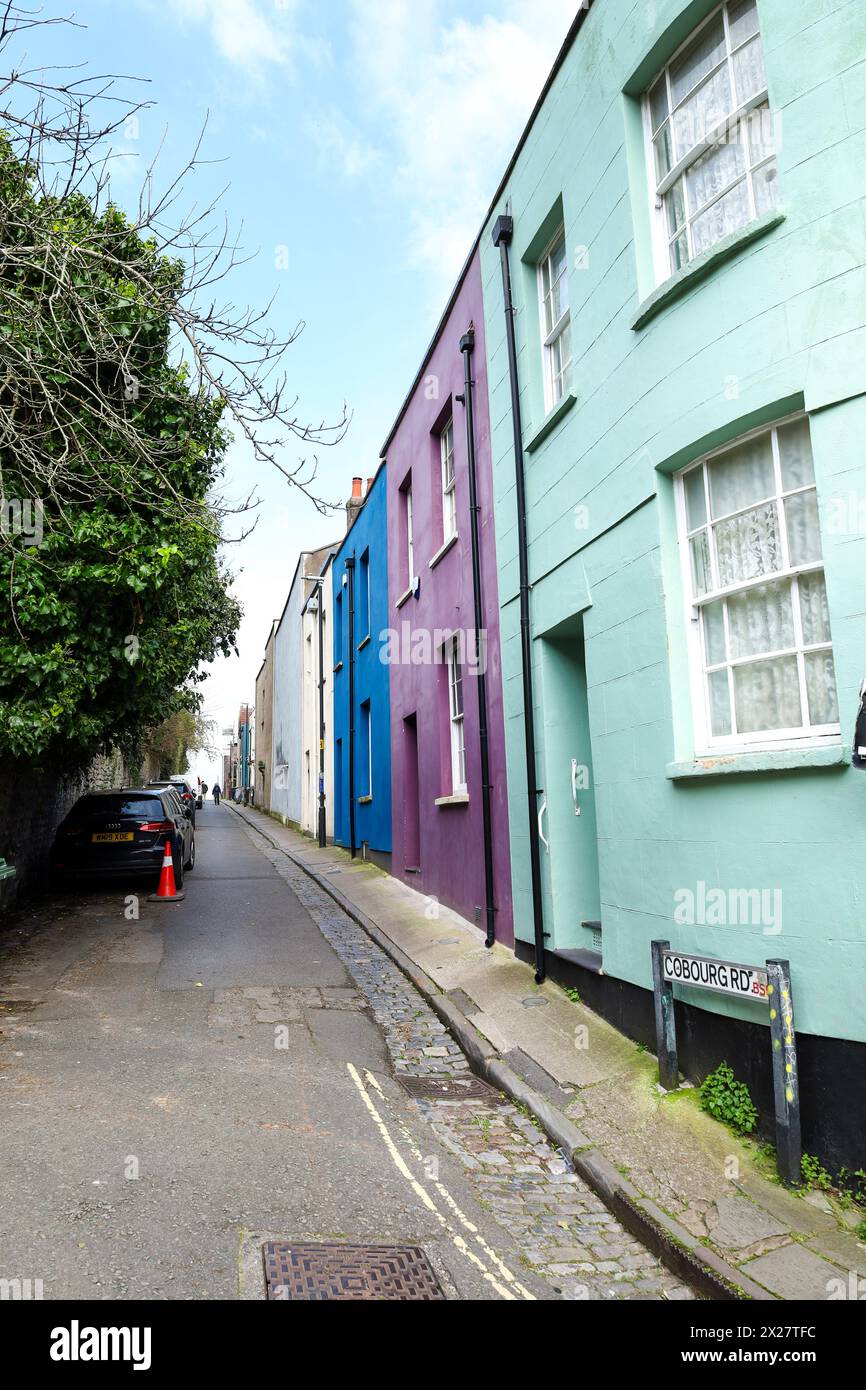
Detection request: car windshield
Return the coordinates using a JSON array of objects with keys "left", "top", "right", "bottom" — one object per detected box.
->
[{"left": 70, "top": 796, "right": 164, "bottom": 821}]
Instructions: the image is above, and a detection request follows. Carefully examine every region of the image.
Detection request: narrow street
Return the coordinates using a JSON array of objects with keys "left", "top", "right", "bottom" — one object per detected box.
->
[{"left": 0, "top": 803, "right": 687, "bottom": 1301}]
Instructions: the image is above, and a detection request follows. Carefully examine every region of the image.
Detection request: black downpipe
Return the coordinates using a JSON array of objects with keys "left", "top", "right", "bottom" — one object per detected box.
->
[
  {"left": 345, "top": 557, "right": 357, "bottom": 859},
  {"left": 492, "top": 214, "right": 546, "bottom": 984},
  {"left": 457, "top": 327, "right": 497, "bottom": 950}
]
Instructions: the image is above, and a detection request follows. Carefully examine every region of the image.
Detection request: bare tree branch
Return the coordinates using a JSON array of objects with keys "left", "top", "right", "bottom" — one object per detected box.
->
[{"left": 0, "top": 2, "right": 348, "bottom": 559}]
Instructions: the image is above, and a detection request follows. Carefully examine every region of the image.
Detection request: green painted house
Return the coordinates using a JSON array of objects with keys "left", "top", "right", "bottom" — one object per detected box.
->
[{"left": 479, "top": 0, "right": 866, "bottom": 1168}]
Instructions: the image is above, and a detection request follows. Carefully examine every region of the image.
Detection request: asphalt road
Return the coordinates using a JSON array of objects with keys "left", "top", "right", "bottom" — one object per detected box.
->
[{"left": 0, "top": 803, "right": 545, "bottom": 1300}]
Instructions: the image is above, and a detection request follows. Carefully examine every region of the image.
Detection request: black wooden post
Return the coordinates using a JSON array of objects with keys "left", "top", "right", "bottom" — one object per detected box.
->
[
  {"left": 766, "top": 958, "right": 801, "bottom": 1186},
  {"left": 651, "top": 939, "right": 678, "bottom": 1090}
]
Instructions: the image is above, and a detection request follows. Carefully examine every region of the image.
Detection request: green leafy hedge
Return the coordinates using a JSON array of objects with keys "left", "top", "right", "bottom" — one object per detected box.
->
[{"left": 0, "top": 132, "right": 240, "bottom": 769}]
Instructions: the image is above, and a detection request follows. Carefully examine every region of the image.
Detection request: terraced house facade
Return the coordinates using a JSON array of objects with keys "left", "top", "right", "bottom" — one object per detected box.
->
[
  {"left": 383, "top": 248, "right": 513, "bottom": 946},
  {"left": 480, "top": 0, "right": 866, "bottom": 1166},
  {"left": 332, "top": 469, "right": 392, "bottom": 866}
]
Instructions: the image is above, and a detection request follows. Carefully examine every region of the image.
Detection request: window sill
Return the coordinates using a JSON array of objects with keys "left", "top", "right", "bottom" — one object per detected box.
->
[
  {"left": 552, "top": 947, "right": 604, "bottom": 976},
  {"left": 434, "top": 792, "right": 469, "bottom": 807},
  {"left": 357, "top": 634, "right": 371, "bottom": 652},
  {"left": 666, "top": 743, "right": 848, "bottom": 781},
  {"left": 525, "top": 391, "right": 577, "bottom": 454},
  {"left": 429, "top": 534, "right": 458, "bottom": 569},
  {"left": 358, "top": 794, "right": 373, "bottom": 805},
  {"left": 631, "top": 208, "right": 787, "bottom": 332},
  {"left": 395, "top": 580, "right": 418, "bottom": 610}
]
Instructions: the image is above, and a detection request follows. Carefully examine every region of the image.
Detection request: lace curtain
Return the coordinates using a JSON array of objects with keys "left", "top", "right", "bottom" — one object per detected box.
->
[
  {"left": 689, "top": 422, "right": 839, "bottom": 738},
  {"left": 654, "top": 1, "right": 777, "bottom": 273}
]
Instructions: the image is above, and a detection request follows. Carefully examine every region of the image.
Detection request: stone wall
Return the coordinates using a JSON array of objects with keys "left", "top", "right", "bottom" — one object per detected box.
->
[{"left": 0, "top": 748, "right": 130, "bottom": 905}]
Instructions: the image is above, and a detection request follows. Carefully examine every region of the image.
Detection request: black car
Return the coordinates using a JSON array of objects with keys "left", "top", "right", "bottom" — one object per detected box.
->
[
  {"left": 51, "top": 787, "right": 195, "bottom": 888},
  {"left": 147, "top": 778, "right": 197, "bottom": 826}
]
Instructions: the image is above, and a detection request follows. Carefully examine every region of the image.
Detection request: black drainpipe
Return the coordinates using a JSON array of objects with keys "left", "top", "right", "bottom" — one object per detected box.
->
[
  {"left": 492, "top": 213, "right": 546, "bottom": 984},
  {"left": 345, "top": 555, "right": 357, "bottom": 860},
  {"left": 457, "top": 326, "right": 496, "bottom": 950}
]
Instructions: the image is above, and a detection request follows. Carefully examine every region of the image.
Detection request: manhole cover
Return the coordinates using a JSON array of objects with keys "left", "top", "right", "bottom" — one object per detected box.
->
[
  {"left": 262, "top": 1242, "right": 446, "bottom": 1301},
  {"left": 397, "top": 1075, "right": 504, "bottom": 1103}
]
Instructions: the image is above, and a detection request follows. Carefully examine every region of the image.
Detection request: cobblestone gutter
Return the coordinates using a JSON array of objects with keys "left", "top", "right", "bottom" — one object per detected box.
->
[{"left": 236, "top": 812, "right": 692, "bottom": 1301}]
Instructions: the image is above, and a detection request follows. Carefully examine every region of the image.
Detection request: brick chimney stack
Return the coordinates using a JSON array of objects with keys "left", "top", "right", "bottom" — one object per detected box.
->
[{"left": 346, "top": 476, "right": 364, "bottom": 531}]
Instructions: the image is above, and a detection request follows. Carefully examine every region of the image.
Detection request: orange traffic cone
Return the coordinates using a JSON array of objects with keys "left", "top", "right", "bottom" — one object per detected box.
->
[{"left": 148, "top": 839, "right": 186, "bottom": 903}]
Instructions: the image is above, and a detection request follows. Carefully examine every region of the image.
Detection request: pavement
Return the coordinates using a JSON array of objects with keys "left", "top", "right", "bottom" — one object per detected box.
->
[
  {"left": 0, "top": 801, "right": 689, "bottom": 1301},
  {"left": 232, "top": 802, "right": 866, "bottom": 1303}
]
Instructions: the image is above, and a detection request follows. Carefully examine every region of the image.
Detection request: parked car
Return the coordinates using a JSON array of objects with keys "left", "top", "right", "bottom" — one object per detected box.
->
[
  {"left": 171, "top": 776, "right": 202, "bottom": 815},
  {"left": 147, "top": 778, "right": 197, "bottom": 825},
  {"left": 51, "top": 788, "right": 195, "bottom": 888}
]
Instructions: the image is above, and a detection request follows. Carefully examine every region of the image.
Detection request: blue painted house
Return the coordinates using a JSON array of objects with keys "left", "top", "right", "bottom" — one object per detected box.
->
[{"left": 332, "top": 468, "right": 392, "bottom": 865}]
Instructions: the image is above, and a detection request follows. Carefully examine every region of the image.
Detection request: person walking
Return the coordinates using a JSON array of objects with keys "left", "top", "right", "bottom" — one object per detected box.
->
[{"left": 212, "top": 783, "right": 221, "bottom": 806}]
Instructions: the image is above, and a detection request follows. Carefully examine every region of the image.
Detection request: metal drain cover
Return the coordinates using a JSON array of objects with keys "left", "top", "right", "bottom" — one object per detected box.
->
[
  {"left": 397, "top": 1074, "right": 503, "bottom": 1103},
  {"left": 262, "top": 1242, "right": 446, "bottom": 1301}
]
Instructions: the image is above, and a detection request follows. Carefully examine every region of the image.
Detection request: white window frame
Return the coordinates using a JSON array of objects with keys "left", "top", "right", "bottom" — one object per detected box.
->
[
  {"left": 359, "top": 548, "right": 371, "bottom": 641},
  {"left": 334, "top": 590, "right": 343, "bottom": 662},
  {"left": 643, "top": 0, "right": 777, "bottom": 285},
  {"left": 537, "top": 229, "right": 572, "bottom": 412},
  {"left": 446, "top": 637, "right": 467, "bottom": 793},
  {"left": 406, "top": 482, "right": 415, "bottom": 586},
  {"left": 360, "top": 699, "right": 372, "bottom": 799},
  {"left": 675, "top": 414, "right": 840, "bottom": 755},
  {"left": 440, "top": 419, "right": 457, "bottom": 540}
]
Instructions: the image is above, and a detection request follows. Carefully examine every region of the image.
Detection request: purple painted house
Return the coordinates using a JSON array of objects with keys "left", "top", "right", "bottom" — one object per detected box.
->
[{"left": 383, "top": 248, "right": 513, "bottom": 946}]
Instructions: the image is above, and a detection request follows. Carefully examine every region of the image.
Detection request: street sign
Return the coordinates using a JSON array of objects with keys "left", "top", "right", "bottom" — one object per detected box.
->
[
  {"left": 651, "top": 940, "right": 801, "bottom": 1185},
  {"left": 661, "top": 949, "right": 769, "bottom": 1001}
]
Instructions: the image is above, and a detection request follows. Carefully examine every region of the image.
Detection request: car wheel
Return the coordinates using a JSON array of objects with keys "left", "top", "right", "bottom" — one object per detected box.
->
[{"left": 184, "top": 833, "right": 196, "bottom": 872}]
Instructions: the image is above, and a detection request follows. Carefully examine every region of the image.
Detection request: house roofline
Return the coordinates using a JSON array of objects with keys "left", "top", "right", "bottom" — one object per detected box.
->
[
  {"left": 333, "top": 460, "right": 387, "bottom": 560},
  {"left": 301, "top": 548, "right": 338, "bottom": 615},
  {"left": 273, "top": 550, "right": 312, "bottom": 638}
]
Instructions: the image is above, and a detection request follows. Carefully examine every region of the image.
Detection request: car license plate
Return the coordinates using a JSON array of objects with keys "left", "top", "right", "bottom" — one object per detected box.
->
[{"left": 91, "top": 832, "right": 135, "bottom": 844}]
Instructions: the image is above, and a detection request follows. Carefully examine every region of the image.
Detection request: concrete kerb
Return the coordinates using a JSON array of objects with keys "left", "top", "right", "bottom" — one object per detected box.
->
[{"left": 228, "top": 804, "right": 773, "bottom": 1302}]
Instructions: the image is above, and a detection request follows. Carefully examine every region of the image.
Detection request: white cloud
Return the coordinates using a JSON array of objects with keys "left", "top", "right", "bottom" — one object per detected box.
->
[
  {"left": 345, "top": 0, "right": 577, "bottom": 288},
  {"left": 103, "top": 143, "right": 142, "bottom": 188},
  {"left": 306, "top": 108, "right": 381, "bottom": 178},
  {"left": 167, "top": 0, "right": 329, "bottom": 75},
  {"left": 159, "top": 1, "right": 576, "bottom": 280}
]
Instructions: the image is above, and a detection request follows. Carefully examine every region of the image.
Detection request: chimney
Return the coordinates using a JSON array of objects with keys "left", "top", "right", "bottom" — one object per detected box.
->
[{"left": 346, "top": 476, "right": 364, "bottom": 531}]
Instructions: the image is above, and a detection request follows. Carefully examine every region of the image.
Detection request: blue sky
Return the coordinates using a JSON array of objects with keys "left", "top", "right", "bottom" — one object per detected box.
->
[{"left": 32, "top": 0, "right": 577, "bottom": 781}]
